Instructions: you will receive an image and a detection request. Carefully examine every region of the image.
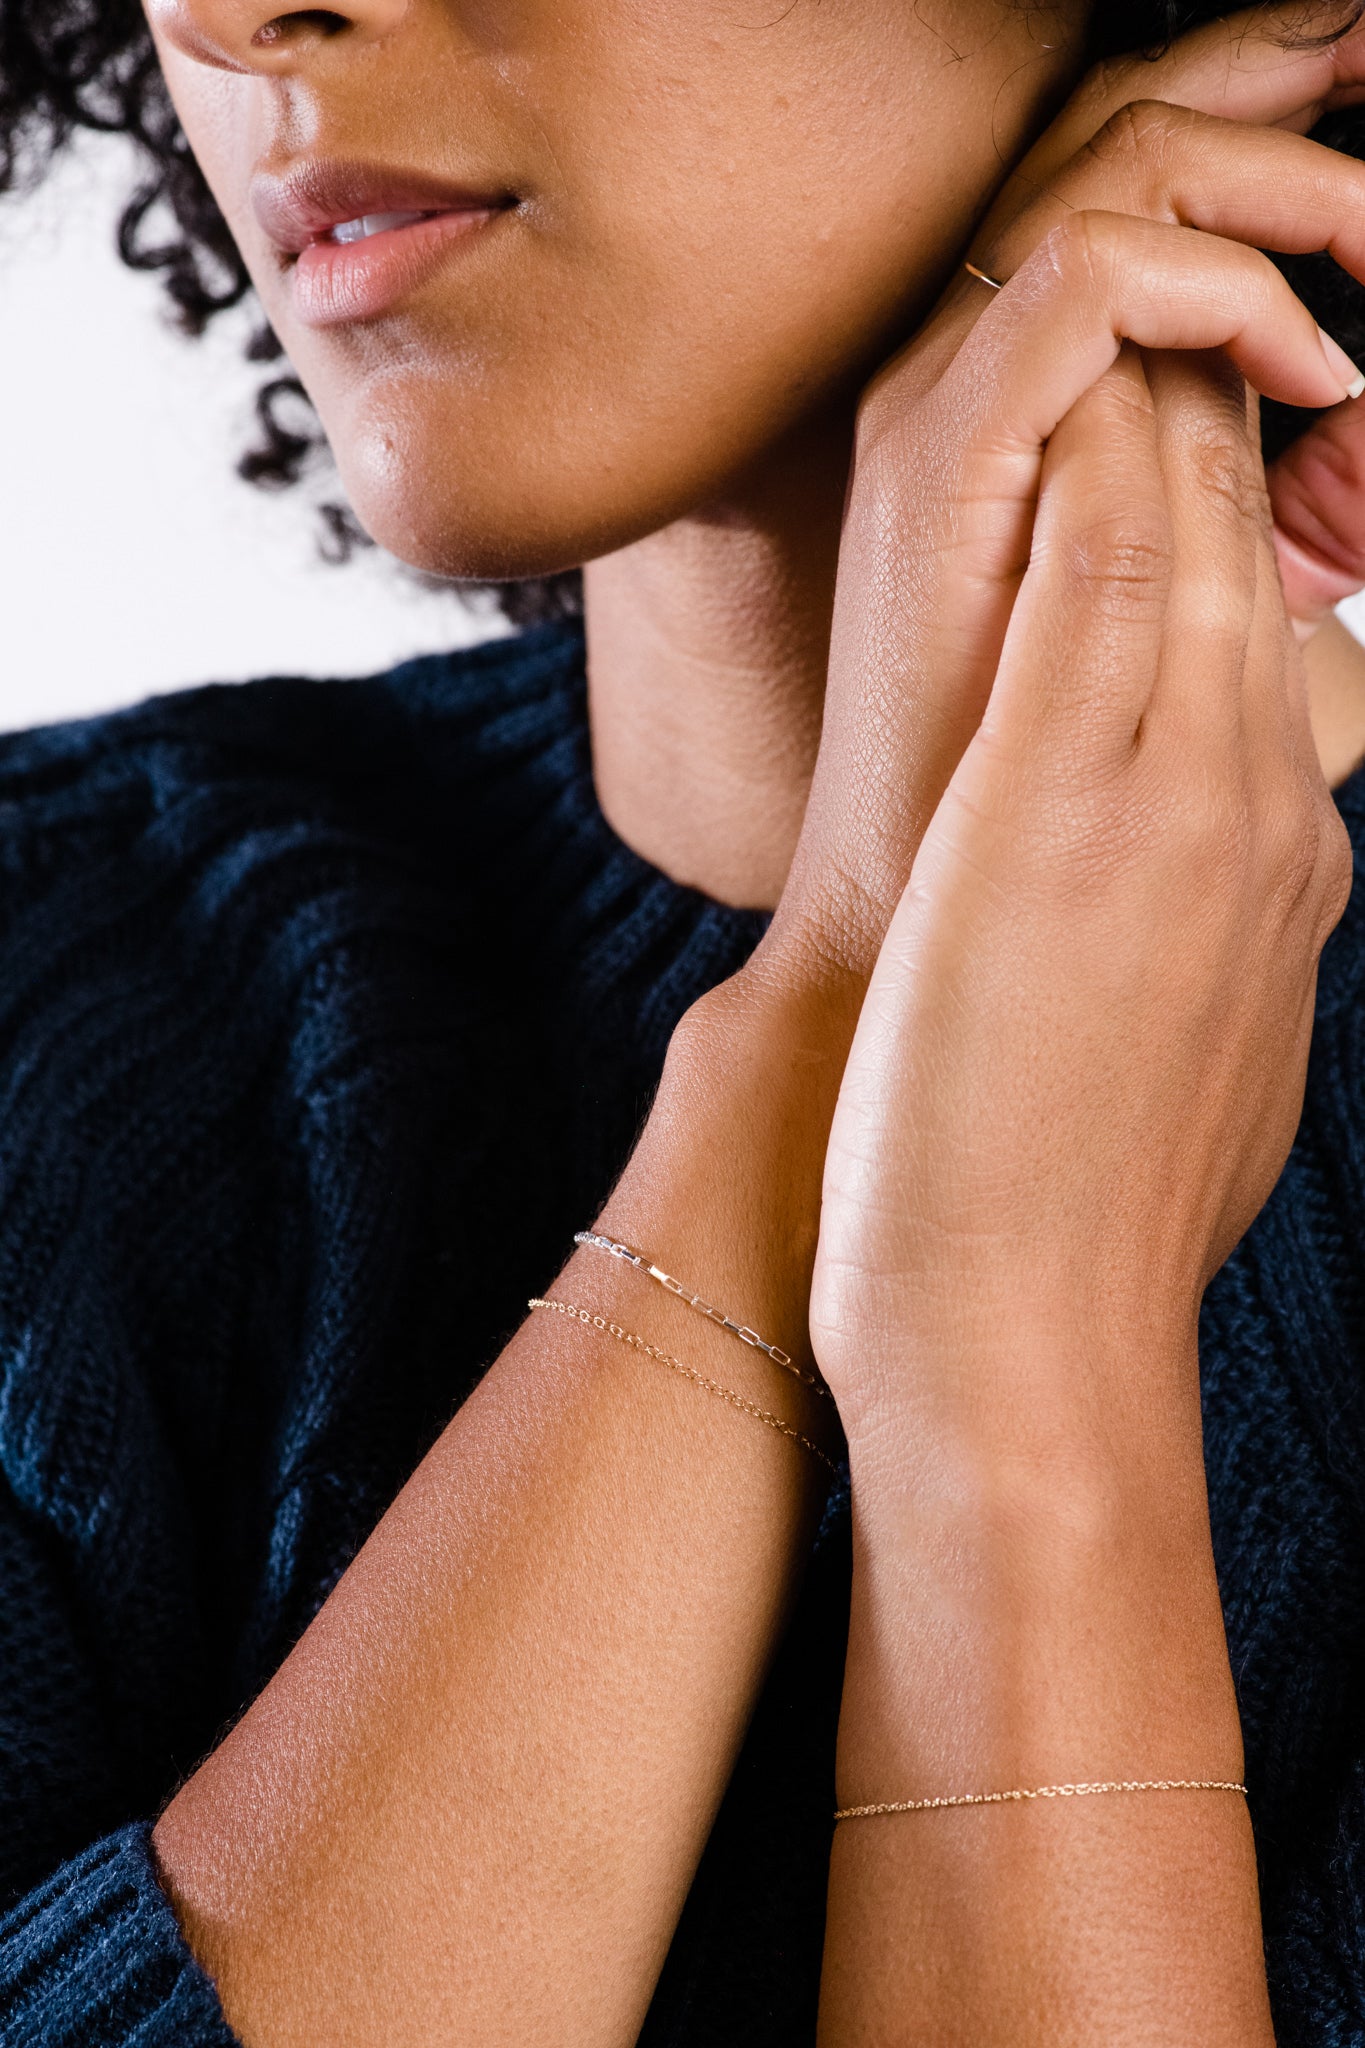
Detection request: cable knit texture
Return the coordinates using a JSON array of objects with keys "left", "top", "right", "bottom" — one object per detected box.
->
[{"left": 0, "top": 618, "right": 1362, "bottom": 2045}]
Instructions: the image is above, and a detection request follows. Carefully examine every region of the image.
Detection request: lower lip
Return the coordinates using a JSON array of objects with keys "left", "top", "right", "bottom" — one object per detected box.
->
[{"left": 290, "top": 207, "right": 505, "bottom": 326}]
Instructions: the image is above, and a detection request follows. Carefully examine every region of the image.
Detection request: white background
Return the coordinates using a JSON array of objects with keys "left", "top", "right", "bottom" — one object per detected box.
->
[
  {"left": 0, "top": 135, "right": 503, "bottom": 735},
  {"left": 4, "top": 133, "right": 1363, "bottom": 737}
]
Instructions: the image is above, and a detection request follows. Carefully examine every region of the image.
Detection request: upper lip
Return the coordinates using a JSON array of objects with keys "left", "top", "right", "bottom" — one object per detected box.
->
[{"left": 250, "top": 159, "right": 514, "bottom": 256}]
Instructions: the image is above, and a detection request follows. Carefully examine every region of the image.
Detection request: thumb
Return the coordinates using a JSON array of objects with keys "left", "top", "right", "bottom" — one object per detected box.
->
[{"left": 1269, "top": 398, "right": 1365, "bottom": 639}]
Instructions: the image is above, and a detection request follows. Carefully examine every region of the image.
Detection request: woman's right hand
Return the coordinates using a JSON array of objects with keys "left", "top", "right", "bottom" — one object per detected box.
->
[{"left": 745, "top": 2, "right": 1365, "bottom": 1017}]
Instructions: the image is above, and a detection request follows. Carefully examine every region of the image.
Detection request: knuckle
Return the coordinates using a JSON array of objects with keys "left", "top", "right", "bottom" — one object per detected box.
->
[
  {"left": 1240, "top": 244, "right": 1285, "bottom": 320},
  {"left": 852, "top": 363, "right": 931, "bottom": 474},
  {"left": 853, "top": 337, "right": 940, "bottom": 457},
  {"left": 1074, "top": 55, "right": 1134, "bottom": 125},
  {"left": 1257, "top": 781, "right": 1354, "bottom": 942},
  {"left": 1083, "top": 96, "right": 1181, "bottom": 173},
  {"left": 1320, "top": 806, "right": 1356, "bottom": 935},
  {"left": 852, "top": 377, "right": 900, "bottom": 463},
  {"left": 1035, "top": 210, "right": 1113, "bottom": 292},
  {"left": 1053, "top": 508, "right": 1172, "bottom": 619},
  {"left": 1185, "top": 423, "right": 1268, "bottom": 528},
  {"left": 1265, "top": 791, "right": 1326, "bottom": 912}
]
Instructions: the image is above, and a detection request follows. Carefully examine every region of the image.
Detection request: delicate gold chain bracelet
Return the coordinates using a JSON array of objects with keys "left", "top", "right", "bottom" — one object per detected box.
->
[
  {"left": 572, "top": 1229, "right": 830, "bottom": 1398},
  {"left": 834, "top": 1777, "right": 1248, "bottom": 1821},
  {"left": 528, "top": 1296, "right": 839, "bottom": 1476}
]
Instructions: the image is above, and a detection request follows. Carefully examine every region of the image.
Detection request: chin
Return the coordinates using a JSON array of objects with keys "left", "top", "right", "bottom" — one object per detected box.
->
[
  {"left": 319, "top": 365, "right": 774, "bottom": 586},
  {"left": 342, "top": 475, "right": 588, "bottom": 584},
  {"left": 333, "top": 445, "right": 622, "bottom": 583}
]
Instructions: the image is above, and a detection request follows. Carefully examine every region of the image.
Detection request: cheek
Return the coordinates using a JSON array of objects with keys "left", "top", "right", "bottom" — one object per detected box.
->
[
  {"left": 292, "top": 199, "right": 899, "bottom": 582},
  {"left": 153, "top": 6, "right": 1070, "bottom": 581},
  {"left": 297, "top": 142, "right": 997, "bottom": 576}
]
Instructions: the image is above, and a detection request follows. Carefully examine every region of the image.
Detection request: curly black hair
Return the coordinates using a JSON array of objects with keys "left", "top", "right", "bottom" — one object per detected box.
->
[
  {"left": 0, "top": 1, "right": 581, "bottom": 621},
  {"left": 1, "top": 0, "right": 1362, "bottom": 608}
]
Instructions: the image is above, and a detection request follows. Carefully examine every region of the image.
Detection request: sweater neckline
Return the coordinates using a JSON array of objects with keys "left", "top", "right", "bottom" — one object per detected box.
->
[{"left": 392, "top": 616, "right": 1365, "bottom": 1020}]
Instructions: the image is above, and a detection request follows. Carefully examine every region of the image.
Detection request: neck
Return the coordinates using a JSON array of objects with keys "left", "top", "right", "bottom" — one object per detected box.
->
[
  {"left": 583, "top": 413, "right": 850, "bottom": 911},
  {"left": 584, "top": 437, "right": 1365, "bottom": 914}
]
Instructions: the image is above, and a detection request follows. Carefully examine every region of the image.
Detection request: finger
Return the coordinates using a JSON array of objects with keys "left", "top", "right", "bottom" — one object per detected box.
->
[
  {"left": 1141, "top": 348, "right": 1265, "bottom": 752},
  {"left": 981, "top": 105, "right": 1365, "bottom": 296},
  {"left": 912, "top": 101, "right": 1365, "bottom": 399},
  {"left": 930, "top": 212, "right": 1360, "bottom": 493},
  {"left": 1246, "top": 510, "right": 1318, "bottom": 775},
  {"left": 1023, "top": 2, "right": 1365, "bottom": 178},
  {"left": 1268, "top": 396, "right": 1365, "bottom": 622},
  {"left": 1236, "top": 395, "right": 1321, "bottom": 778},
  {"left": 839, "top": 210, "right": 1351, "bottom": 834},
  {"left": 899, "top": 8, "right": 1365, "bottom": 424},
  {"left": 1225, "top": 516, "right": 1334, "bottom": 964},
  {"left": 798, "top": 210, "right": 1354, "bottom": 966},
  {"left": 1141, "top": 360, "right": 1324, "bottom": 873},
  {"left": 975, "top": 348, "right": 1170, "bottom": 769}
]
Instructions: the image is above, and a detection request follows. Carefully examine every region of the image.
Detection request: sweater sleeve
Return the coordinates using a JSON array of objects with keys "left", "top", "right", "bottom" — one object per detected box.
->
[{"left": 0, "top": 1825, "right": 240, "bottom": 2047}]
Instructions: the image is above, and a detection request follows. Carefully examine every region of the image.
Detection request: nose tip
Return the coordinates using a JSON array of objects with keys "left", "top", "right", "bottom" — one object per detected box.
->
[{"left": 147, "top": 0, "right": 406, "bottom": 73}]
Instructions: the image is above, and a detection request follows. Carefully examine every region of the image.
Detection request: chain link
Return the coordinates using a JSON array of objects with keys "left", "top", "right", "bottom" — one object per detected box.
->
[
  {"left": 528, "top": 1296, "right": 838, "bottom": 1477},
  {"left": 572, "top": 1230, "right": 829, "bottom": 1398},
  {"left": 835, "top": 1777, "right": 1248, "bottom": 1821}
]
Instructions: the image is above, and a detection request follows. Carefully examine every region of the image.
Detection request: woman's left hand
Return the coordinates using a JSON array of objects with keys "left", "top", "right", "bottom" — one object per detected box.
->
[
  {"left": 761, "top": 5, "right": 1365, "bottom": 1045},
  {"left": 811, "top": 337, "right": 1338, "bottom": 2047},
  {"left": 951, "top": 10, "right": 1365, "bottom": 640},
  {"left": 800, "top": 23, "right": 1360, "bottom": 2040},
  {"left": 810, "top": 334, "right": 1352, "bottom": 1503}
]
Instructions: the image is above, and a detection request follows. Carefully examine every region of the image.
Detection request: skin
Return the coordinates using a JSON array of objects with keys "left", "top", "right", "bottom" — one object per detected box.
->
[
  {"left": 149, "top": 0, "right": 1081, "bottom": 575},
  {"left": 152, "top": 0, "right": 1088, "bottom": 905},
  {"left": 139, "top": 0, "right": 1365, "bottom": 2041},
  {"left": 150, "top": 0, "right": 1365, "bottom": 905}
]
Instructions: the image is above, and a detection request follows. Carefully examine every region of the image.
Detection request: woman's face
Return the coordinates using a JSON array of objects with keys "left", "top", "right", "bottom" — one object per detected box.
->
[{"left": 148, "top": 0, "right": 1087, "bottom": 579}]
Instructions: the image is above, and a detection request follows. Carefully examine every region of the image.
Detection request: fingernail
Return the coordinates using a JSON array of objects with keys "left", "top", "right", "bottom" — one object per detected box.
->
[{"left": 1317, "top": 325, "right": 1365, "bottom": 400}]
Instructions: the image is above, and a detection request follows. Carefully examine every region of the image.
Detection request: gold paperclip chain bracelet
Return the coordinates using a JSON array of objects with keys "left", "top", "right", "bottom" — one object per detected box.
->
[{"left": 572, "top": 1229, "right": 829, "bottom": 1398}]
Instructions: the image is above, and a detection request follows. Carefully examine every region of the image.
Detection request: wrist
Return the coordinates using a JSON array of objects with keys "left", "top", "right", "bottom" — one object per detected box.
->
[
  {"left": 826, "top": 1277, "right": 1203, "bottom": 1471},
  {"left": 657, "top": 959, "right": 857, "bottom": 1218},
  {"left": 585, "top": 965, "right": 848, "bottom": 1402},
  {"left": 677, "top": 947, "right": 863, "bottom": 1088},
  {"left": 837, "top": 1414, "right": 1240, "bottom": 1807}
]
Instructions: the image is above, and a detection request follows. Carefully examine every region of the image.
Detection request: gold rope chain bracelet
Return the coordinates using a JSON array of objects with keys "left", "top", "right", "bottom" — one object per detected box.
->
[
  {"left": 528, "top": 1297, "right": 839, "bottom": 1477},
  {"left": 572, "top": 1229, "right": 830, "bottom": 1399},
  {"left": 835, "top": 1777, "right": 1249, "bottom": 1821}
]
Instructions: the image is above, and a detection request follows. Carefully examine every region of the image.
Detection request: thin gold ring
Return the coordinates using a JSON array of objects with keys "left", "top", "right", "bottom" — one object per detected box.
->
[{"left": 964, "top": 259, "right": 1005, "bottom": 291}]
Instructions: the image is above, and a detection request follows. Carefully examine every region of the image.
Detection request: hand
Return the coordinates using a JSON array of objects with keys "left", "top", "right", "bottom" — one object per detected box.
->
[
  {"left": 810, "top": 339, "right": 1352, "bottom": 1485},
  {"left": 772, "top": 31, "right": 1365, "bottom": 2039},
  {"left": 813, "top": 359, "right": 1298, "bottom": 2048},
  {"left": 974, "top": 5, "right": 1365, "bottom": 634},
  {"left": 752, "top": 1, "right": 1365, "bottom": 1018}
]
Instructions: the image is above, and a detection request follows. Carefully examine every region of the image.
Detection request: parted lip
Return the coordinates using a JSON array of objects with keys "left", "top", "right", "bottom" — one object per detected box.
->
[{"left": 250, "top": 158, "right": 515, "bottom": 256}]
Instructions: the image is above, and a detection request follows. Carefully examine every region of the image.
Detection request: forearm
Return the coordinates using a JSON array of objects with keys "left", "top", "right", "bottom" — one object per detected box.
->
[
  {"left": 817, "top": 1323, "right": 1276, "bottom": 2048},
  {"left": 153, "top": 969, "right": 847, "bottom": 2048}
]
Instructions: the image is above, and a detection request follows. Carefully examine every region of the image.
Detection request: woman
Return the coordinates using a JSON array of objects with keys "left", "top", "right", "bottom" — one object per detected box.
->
[{"left": 3, "top": 0, "right": 1365, "bottom": 2038}]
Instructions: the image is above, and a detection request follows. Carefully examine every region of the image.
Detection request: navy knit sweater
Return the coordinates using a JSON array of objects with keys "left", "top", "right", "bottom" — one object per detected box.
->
[{"left": 0, "top": 619, "right": 1363, "bottom": 2046}]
